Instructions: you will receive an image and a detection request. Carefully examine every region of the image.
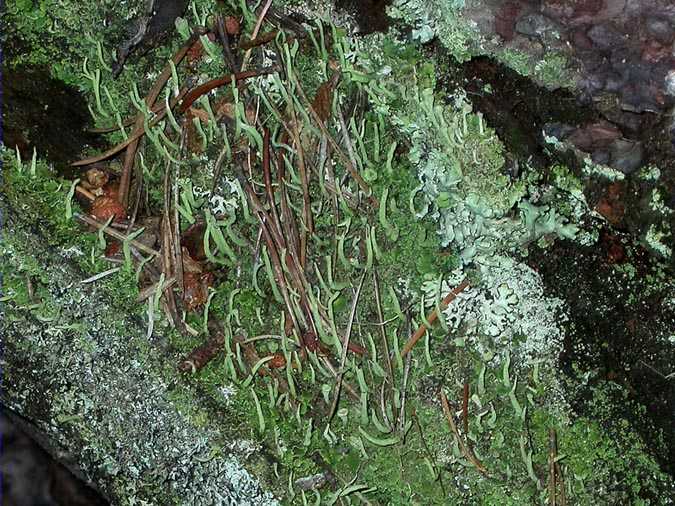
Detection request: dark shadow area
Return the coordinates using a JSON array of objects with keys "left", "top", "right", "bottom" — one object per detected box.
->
[
  {"left": 0, "top": 409, "right": 109, "bottom": 506},
  {"left": 2, "top": 66, "right": 102, "bottom": 172}
]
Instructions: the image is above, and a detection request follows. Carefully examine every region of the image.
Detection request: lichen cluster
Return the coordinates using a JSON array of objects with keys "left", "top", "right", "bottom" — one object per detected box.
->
[{"left": 2, "top": 0, "right": 674, "bottom": 504}]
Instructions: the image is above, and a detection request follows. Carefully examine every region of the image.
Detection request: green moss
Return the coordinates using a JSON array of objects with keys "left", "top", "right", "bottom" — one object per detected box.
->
[
  {"left": 6, "top": 1, "right": 672, "bottom": 502},
  {"left": 557, "top": 384, "right": 673, "bottom": 504}
]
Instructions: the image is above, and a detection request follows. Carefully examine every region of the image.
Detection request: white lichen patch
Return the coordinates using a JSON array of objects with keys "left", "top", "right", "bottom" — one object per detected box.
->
[{"left": 425, "top": 256, "right": 566, "bottom": 368}]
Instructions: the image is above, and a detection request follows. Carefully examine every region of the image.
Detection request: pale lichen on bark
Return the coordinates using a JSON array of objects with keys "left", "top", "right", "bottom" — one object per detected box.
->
[{"left": 0, "top": 193, "right": 278, "bottom": 505}]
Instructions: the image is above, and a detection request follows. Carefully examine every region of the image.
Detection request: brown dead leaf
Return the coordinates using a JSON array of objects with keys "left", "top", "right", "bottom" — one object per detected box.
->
[
  {"left": 90, "top": 196, "right": 125, "bottom": 222},
  {"left": 311, "top": 73, "right": 340, "bottom": 124},
  {"left": 183, "top": 271, "right": 214, "bottom": 311}
]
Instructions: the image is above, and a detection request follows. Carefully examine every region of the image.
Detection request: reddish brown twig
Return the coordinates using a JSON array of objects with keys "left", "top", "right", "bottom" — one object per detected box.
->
[
  {"left": 72, "top": 32, "right": 203, "bottom": 176},
  {"left": 287, "top": 104, "right": 312, "bottom": 268},
  {"left": 261, "top": 127, "right": 287, "bottom": 250},
  {"left": 400, "top": 279, "right": 470, "bottom": 357},
  {"left": 119, "top": 32, "right": 204, "bottom": 209},
  {"left": 439, "top": 390, "right": 489, "bottom": 476},
  {"left": 239, "top": 30, "right": 278, "bottom": 50},
  {"left": 290, "top": 74, "right": 376, "bottom": 206},
  {"left": 215, "top": 14, "right": 238, "bottom": 72},
  {"left": 71, "top": 108, "right": 172, "bottom": 167},
  {"left": 177, "top": 66, "right": 279, "bottom": 113},
  {"left": 240, "top": 0, "right": 274, "bottom": 72}
]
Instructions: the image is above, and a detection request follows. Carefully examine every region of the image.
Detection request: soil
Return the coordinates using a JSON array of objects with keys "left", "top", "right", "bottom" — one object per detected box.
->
[{"left": 2, "top": 66, "right": 103, "bottom": 173}]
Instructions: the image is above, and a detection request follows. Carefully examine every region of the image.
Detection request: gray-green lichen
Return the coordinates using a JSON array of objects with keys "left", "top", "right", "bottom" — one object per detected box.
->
[{"left": 387, "top": 0, "right": 575, "bottom": 88}]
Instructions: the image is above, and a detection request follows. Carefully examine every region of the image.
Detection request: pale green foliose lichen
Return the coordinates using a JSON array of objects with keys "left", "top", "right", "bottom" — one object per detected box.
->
[
  {"left": 350, "top": 34, "right": 578, "bottom": 396},
  {"left": 645, "top": 224, "right": 672, "bottom": 258},
  {"left": 582, "top": 157, "right": 626, "bottom": 181}
]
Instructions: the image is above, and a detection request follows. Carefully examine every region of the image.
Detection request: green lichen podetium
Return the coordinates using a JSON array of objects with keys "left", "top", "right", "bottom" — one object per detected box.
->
[
  {"left": 0, "top": 169, "right": 279, "bottom": 505},
  {"left": 6, "top": 0, "right": 673, "bottom": 502}
]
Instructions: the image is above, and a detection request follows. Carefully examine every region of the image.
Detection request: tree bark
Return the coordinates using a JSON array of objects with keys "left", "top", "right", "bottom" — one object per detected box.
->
[{"left": 0, "top": 192, "right": 278, "bottom": 505}]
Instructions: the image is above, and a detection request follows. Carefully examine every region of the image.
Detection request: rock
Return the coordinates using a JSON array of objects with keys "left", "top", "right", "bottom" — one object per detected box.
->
[
  {"left": 609, "top": 138, "right": 643, "bottom": 173},
  {"left": 587, "top": 23, "right": 625, "bottom": 50},
  {"left": 566, "top": 121, "right": 622, "bottom": 152},
  {"left": 645, "top": 15, "right": 674, "bottom": 45},
  {"left": 515, "top": 13, "right": 560, "bottom": 40}
]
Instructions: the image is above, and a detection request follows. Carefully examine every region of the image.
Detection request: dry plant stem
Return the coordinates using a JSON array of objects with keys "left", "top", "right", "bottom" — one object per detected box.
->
[
  {"left": 120, "top": 32, "right": 203, "bottom": 209},
  {"left": 400, "top": 278, "right": 470, "bottom": 357},
  {"left": 336, "top": 104, "right": 362, "bottom": 188},
  {"left": 240, "top": 0, "right": 274, "bottom": 71},
  {"left": 72, "top": 107, "right": 173, "bottom": 167},
  {"left": 172, "top": 175, "right": 185, "bottom": 297},
  {"left": 277, "top": 153, "right": 302, "bottom": 260},
  {"left": 273, "top": 130, "right": 303, "bottom": 271},
  {"left": 322, "top": 139, "right": 341, "bottom": 270},
  {"left": 260, "top": 133, "right": 318, "bottom": 337},
  {"left": 261, "top": 128, "right": 287, "bottom": 250},
  {"left": 379, "top": 381, "right": 392, "bottom": 430},
  {"left": 556, "top": 465, "right": 566, "bottom": 505},
  {"left": 290, "top": 75, "right": 376, "bottom": 205},
  {"left": 373, "top": 270, "right": 396, "bottom": 417},
  {"left": 159, "top": 160, "right": 184, "bottom": 333},
  {"left": 160, "top": 216, "right": 182, "bottom": 332},
  {"left": 72, "top": 69, "right": 267, "bottom": 168},
  {"left": 215, "top": 15, "right": 238, "bottom": 73},
  {"left": 172, "top": 129, "right": 187, "bottom": 296},
  {"left": 462, "top": 382, "right": 470, "bottom": 435},
  {"left": 320, "top": 356, "right": 360, "bottom": 402},
  {"left": 75, "top": 185, "right": 96, "bottom": 202},
  {"left": 239, "top": 30, "right": 278, "bottom": 50},
  {"left": 160, "top": 297, "right": 177, "bottom": 329},
  {"left": 128, "top": 160, "right": 144, "bottom": 230},
  {"left": 328, "top": 273, "right": 367, "bottom": 421},
  {"left": 209, "top": 139, "right": 231, "bottom": 198},
  {"left": 75, "top": 213, "right": 160, "bottom": 257},
  {"left": 549, "top": 428, "right": 557, "bottom": 506},
  {"left": 235, "top": 136, "right": 316, "bottom": 340},
  {"left": 439, "top": 391, "right": 489, "bottom": 476},
  {"left": 288, "top": 105, "right": 312, "bottom": 268},
  {"left": 398, "top": 349, "right": 412, "bottom": 432},
  {"left": 137, "top": 276, "right": 177, "bottom": 303},
  {"left": 260, "top": 216, "right": 302, "bottom": 336},
  {"left": 132, "top": 248, "right": 160, "bottom": 279},
  {"left": 70, "top": 85, "right": 193, "bottom": 167},
  {"left": 548, "top": 428, "right": 566, "bottom": 506}
]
